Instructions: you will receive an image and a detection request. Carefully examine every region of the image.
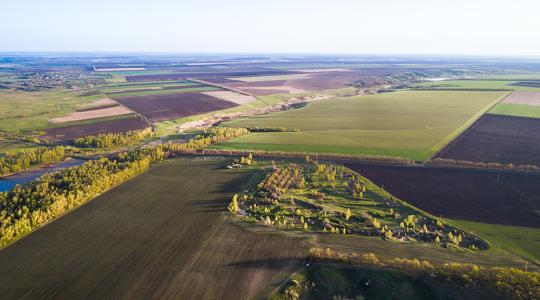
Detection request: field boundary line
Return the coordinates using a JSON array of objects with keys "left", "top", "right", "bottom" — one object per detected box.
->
[
  {"left": 187, "top": 77, "right": 255, "bottom": 97},
  {"left": 426, "top": 91, "right": 512, "bottom": 162}
]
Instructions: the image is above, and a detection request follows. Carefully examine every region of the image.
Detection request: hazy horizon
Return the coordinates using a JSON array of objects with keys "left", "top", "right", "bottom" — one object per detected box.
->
[{"left": 2, "top": 0, "right": 540, "bottom": 56}]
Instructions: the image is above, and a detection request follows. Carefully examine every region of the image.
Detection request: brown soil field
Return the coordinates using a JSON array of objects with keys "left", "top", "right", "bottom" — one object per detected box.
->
[
  {"left": 44, "top": 115, "right": 148, "bottom": 141},
  {"left": 502, "top": 91, "right": 540, "bottom": 106},
  {"left": 345, "top": 163, "right": 540, "bottom": 227},
  {"left": 0, "top": 159, "right": 305, "bottom": 299},
  {"left": 437, "top": 114, "right": 540, "bottom": 167},
  {"left": 202, "top": 91, "right": 256, "bottom": 105},
  {"left": 49, "top": 106, "right": 134, "bottom": 124},
  {"left": 223, "top": 69, "right": 398, "bottom": 95},
  {"left": 125, "top": 69, "right": 296, "bottom": 82},
  {"left": 114, "top": 92, "right": 238, "bottom": 122}
]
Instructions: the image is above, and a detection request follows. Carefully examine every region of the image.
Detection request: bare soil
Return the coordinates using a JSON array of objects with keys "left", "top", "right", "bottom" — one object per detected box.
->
[
  {"left": 502, "top": 91, "right": 540, "bottom": 106},
  {"left": 114, "top": 92, "right": 238, "bottom": 122},
  {"left": 346, "top": 163, "right": 540, "bottom": 227},
  {"left": 0, "top": 159, "right": 305, "bottom": 299},
  {"left": 44, "top": 115, "right": 148, "bottom": 141},
  {"left": 437, "top": 114, "right": 540, "bottom": 167},
  {"left": 49, "top": 106, "right": 133, "bottom": 123}
]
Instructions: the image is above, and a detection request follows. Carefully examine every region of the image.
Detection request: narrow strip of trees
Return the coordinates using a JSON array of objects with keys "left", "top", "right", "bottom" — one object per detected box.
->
[
  {"left": 73, "top": 127, "right": 155, "bottom": 148},
  {"left": 0, "top": 146, "right": 66, "bottom": 175},
  {"left": 309, "top": 247, "right": 540, "bottom": 300},
  {"left": 0, "top": 127, "right": 247, "bottom": 247}
]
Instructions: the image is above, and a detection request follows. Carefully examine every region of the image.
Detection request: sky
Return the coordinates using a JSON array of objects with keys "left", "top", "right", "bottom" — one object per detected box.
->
[{"left": 1, "top": 0, "right": 540, "bottom": 56}]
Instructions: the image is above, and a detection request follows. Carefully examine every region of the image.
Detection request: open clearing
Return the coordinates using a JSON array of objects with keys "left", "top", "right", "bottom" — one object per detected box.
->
[
  {"left": 437, "top": 114, "right": 540, "bottom": 167},
  {"left": 344, "top": 163, "right": 540, "bottom": 262},
  {"left": 217, "top": 90, "right": 507, "bottom": 161},
  {"left": 0, "top": 159, "right": 305, "bottom": 299},
  {"left": 49, "top": 105, "right": 133, "bottom": 123},
  {"left": 115, "top": 92, "right": 238, "bottom": 122},
  {"left": 201, "top": 90, "right": 257, "bottom": 105}
]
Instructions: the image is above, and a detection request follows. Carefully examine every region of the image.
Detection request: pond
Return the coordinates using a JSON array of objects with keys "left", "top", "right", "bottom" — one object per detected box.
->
[{"left": 0, "top": 159, "right": 85, "bottom": 193}]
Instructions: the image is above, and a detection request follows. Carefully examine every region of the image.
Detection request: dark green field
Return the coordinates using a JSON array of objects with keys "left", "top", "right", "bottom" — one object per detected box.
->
[{"left": 0, "top": 159, "right": 305, "bottom": 299}]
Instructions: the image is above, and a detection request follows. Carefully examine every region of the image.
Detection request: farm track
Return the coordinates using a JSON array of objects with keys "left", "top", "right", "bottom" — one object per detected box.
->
[{"left": 0, "top": 159, "right": 305, "bottom": 299}]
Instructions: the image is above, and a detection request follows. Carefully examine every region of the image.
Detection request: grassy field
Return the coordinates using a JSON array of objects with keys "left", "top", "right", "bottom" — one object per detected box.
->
[
  {"left": 0, "top": 159, "right": 306, "bottom": 299},
  {"left": 413, "top": 80, "right": 540, "bottom": 91},
  {"left": 155, "top": 87, "right": 355, "bottom": 135},
  {"left": 450, "top": 219, "right": 540, "bottom": 264},
  {"left": 0, "top": 89, "right": 98, "bottom": 133},
  {"left": 489, "top": 103, "right": 540, "bottom": 118},
  {"left": 216, "top": 90, "right": 507, "bottom": 161}
]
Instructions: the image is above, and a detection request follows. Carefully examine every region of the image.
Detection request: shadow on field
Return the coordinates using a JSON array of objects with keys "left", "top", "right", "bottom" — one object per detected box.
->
[
  {"left": 188, "top": 199, "right": 226, "bottom": 213},
  {"left": 226, "top": 257, "right": 305, "bottom": 270}
]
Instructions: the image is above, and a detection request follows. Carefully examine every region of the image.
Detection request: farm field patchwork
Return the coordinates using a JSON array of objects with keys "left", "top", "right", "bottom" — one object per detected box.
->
[
  {"left": 44, "top": 114, "right": 149, "bottom": 141},
  {"left": 344, "top": 163, "right": 540, "bottom": 262},
  {"left": 217, "top": 90, "right": 507, "bottom": 161},
  {"left": 0, "top": 159, "right": 305, "bottom": 299},
  {"left": 413, "top": 80, "right": 540, "bottom": 91},
  {"left": 437, "top": 114, "right": 540, "bottom": 167},
  {"left": 489, "top": 91, "right": 540, "bottom": 118},
  {"left": 222, "top": 69, "right": 397, "bottom": 95},
  {"left": 114, "top": 92, "right": 239, "bottom": 122}
]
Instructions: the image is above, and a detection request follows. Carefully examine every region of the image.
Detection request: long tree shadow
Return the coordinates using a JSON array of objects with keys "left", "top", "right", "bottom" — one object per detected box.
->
[{"left": 226, "top": 257, "right": 305, "bottom": 270}]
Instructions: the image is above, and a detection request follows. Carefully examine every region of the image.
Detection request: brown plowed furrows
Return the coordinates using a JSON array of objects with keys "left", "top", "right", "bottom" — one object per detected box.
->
[
  {"left": 114, "top": 92, "right": 238, "bottom": 122},
  {"left": 125, "top": 70, "right": 297, "bottom": 82},
  {"left": 436, "top": 114, "right": 540, "bottom": 167},
  {"left": 346, "top": 163, "right": 540, "bottom": 227},
  {"left": 224, "top": 69, "right": 399, "bottom": 95},
  {"left": 44, "top": 115, "right": 148, "bottom": 142},
  {"left": 0, "top": 159, "right": 305, "bottom": 299}
]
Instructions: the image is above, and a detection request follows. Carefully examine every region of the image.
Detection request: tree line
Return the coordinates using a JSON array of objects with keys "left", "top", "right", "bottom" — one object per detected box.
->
[
  {"left": 0, "top": 127, "right": 247, "bottom": 247},
  {"left": 0, "top": 146, "right": 66, "bottom": 175},
  {"left": 310, "top": 247, "right": 540, "bottom": 300},
  {"left": 73, "top": 127, "right": 155, "bottom": 148}
]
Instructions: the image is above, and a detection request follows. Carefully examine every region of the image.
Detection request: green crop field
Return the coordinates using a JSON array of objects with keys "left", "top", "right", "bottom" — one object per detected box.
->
[
  {"left": 413, "top": 80, "right": 540, "bottom": 91},
  {"left": 216, "top": 90, "right": 507, "bottom": 161},
  {"left": 489, "top": 103, "right": 540, "bottom": 118},
  {"left": 0, "top": 89, "right": 97, "bottom": 133},
  {"left": 0, "top": 159, "right": 305, "bottom": 299}
]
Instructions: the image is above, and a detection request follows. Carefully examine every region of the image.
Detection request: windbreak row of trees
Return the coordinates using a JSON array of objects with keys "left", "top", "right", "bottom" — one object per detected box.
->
[
  {"left": 309, "top": 247, "right": 540, "bottom": 300},
  {"left": 0, "top": 146, "right": 66, "bottom": 175},
  {"left": 0, "top": 127, "right": 248, "bottom": 247},
  {"left": 162, "top": 127, "right": 249, "bottom": 154},
  {"left": 73, "top": 127, "right": 155, "bottom": 148}
]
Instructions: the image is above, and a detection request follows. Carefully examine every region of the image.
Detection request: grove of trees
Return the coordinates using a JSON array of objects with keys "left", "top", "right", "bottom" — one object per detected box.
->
[
  {"left": 0, "top": 146, "right": 66, "bottom": 175},
  {"left": 73, "top": 127, "right": 155, "bottom": 148}
]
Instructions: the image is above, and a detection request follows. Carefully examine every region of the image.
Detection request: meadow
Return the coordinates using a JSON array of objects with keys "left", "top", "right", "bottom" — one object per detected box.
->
[
  {"left": 217, "top": 90, "right": 508, "bottom": 161},
  {"left": 490, "top": 103, "right": 540, "bottom": 118}
]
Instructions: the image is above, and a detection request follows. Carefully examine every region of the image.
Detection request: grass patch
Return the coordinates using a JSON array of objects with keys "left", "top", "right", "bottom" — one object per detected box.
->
[
  {"left": 450, "top": 219, "right": 540, "bottom": 264},
  {"left": 489, "top": 103, "right": 540, "bottom": 118}
]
